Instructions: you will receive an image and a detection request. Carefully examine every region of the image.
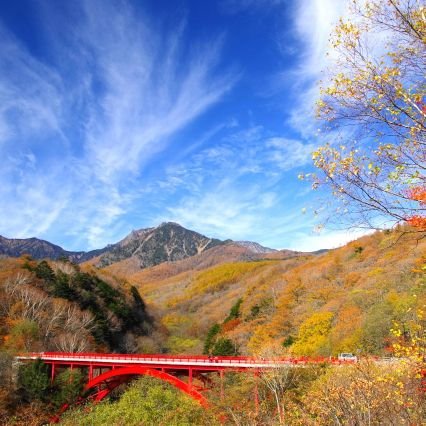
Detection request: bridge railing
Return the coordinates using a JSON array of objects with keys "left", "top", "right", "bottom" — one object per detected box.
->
[{"left": 19, "top": 352, "right": 347, "bottom": 365}]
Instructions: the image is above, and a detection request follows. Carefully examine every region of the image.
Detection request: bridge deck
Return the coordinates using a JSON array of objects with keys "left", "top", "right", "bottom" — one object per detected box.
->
[{"left": 17, "top": 352, "right": 354, "bottom": 370}]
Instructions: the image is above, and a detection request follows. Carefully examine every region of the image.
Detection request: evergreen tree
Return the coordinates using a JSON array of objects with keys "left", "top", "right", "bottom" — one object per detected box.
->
[
  {"left": 212, "top": 338, "right": 238, "bottom": 356},
  {"left": 203, "top": 323, "right": 220, "bottom": 354},
  {"left": 34, "top": 260, "right": 56, "bottom": 283},
  {"left": 224, "top": 298, "right": 243, "bottom": 323},
  {"left": 18, "top": 358, "right": 50, "bottom": 401},
  {"left": 52, "top": 368, "right": 84, "bottom": 408}
]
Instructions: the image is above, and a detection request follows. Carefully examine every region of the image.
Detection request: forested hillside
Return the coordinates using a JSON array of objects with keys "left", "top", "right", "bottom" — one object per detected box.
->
[
  {"left": 0, "top": 256, "right": 163, "bottom": 422},
  {"left": 0, "top": 256, "right": 156, "bottom": 356},
  {"left": 100, "top": 229, "right": 425, "bottom": 357}
]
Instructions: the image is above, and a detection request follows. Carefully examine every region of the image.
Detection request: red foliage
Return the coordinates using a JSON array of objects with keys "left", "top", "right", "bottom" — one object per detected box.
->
[{"left": 404, "top": 186, "right": 426, "bottom": 228}]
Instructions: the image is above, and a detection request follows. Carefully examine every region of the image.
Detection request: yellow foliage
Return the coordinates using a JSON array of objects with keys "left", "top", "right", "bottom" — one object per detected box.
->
[
  {"left": 161, "top": 313, "right": 190, "bottom": 332},
  {"left": 187, "top": 261, "right": 274, "bottom": 296},
  {"left": 247, "top": 325, "right": 276, "bottom": 355},
  {"left": 368, "top": 267, "right": 384, "bottom": 277},
  {"left": 292, "top": 312, "right": 334, "bottom": 356},
  {"left": 166, "top": 336, "right": 201, "bottom": 354}
]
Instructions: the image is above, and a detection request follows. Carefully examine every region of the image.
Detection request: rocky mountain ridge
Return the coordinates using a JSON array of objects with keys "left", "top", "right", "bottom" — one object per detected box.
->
[
  {"left": 95, "top": 222, "right": 225, "bottom": 268},
  {"left": 0, "top": 222, "right": 280, "bottom": 269},
  {"left": 0, "top": 235, "right": 110, "bottom": 263},
  {"left": 234, "top": 241, "right": 277, "bottom": 253}
]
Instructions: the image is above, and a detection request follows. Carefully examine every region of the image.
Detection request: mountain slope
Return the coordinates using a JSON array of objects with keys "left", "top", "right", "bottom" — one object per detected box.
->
[
  {"left": 107, "top": 229, "right": 425, "bottom": 356},
  {"left": 100, "top": 241, "right": 302, "bottom": 290}
]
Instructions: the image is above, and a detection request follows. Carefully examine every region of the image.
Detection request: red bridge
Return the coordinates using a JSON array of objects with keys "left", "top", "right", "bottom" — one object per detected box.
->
[{"left": 17, "top": 352, "right": 353, "bottom": 408}]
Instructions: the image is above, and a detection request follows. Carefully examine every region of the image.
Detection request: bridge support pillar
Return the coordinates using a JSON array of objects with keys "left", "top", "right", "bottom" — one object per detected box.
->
[
  {"left": 189, "top": 368, "right": 193, "bottom": 389},
  {"left": 51, "top": 364, "right": 56, "bottom": 383},
  {"left": 220, "top": 370, "right": 224, "bottom": 402},
  {"left": 253, "top": 371, "right": 259, "bottom": 416},
  {"left": 11, "top": 359, "right": 22, "bottom": 390}
]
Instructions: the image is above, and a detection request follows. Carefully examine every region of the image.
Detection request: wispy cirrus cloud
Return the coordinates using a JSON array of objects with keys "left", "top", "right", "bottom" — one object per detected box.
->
[
  {"left": 80, "top": 3, "right": 235, "bottom": 182},
  {"left": 0, "top": 28, "right": 64, "bottom": 145},
  {"left": 286, "top": 0, "right": 350, "bottom": 138},
  {"left": 0, "top": 0, "right": 236, "bottom": 249},
  {"left": 149, "top": 125, "right": 318, "bottom": 246}
]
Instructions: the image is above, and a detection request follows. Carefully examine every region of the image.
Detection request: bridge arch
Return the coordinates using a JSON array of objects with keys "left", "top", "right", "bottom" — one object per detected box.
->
[{"left": 84, "top": 366, "right": 209, "bottom": 407}]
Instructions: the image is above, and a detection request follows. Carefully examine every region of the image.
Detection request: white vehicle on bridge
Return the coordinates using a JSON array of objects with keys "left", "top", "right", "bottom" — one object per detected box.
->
[{"left": 338, "top": 353, "right": 358, "bottom": 362}]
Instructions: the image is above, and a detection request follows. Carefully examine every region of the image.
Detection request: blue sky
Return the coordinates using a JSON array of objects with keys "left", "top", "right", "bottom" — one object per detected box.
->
[{"left": 0, "top": 0, "right": 368, "bottom": 251}]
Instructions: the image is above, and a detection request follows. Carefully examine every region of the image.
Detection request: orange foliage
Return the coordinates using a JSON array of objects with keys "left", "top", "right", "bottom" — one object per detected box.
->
[
  {"left": 406, "top": 215, "right": 426, "bottom": 228},
  {"left": 222, "top": 318, "right": 241, "bottom": 332},
  {"left": 406, "top": 186, "right": 426, "bottom": 204}
]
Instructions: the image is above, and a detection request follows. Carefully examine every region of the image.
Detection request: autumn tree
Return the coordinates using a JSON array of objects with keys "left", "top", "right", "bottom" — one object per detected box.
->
[
  {"left": 310, "top": 0, "right": 425, "bottom": 234},
  {"left": 60, "top": 377, "right": 214, "bottom": 426},
  {"left": 298, "top": 309, "right": 426, "bottom": 424},
  {"left": 292, "top": 311, "right": 334, "bottom": 356}
]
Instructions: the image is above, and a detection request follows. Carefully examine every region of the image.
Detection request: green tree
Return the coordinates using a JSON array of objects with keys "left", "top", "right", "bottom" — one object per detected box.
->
[
  {"left": 224, "top": 298, "right": 243, "bottom": 323},
  {"left": 34, "top": 260, "right": 56, "bottom": 283},
  {"left": 212, "top": 338, "right": 238, "bottom": 356},
  {"left": 18, "top": 358, "right": 50, "bottom": 401},
  {"left": 52, "top": 368, "right": 84, "bottom": 407},
  {"left": 53, "top": 271, "right": 75, "bottom": 300},
  {"left": 61, "top": 377, "right": 217, "bottom": 426},
  {"left": 203, "top": 323, "right": 220, "bottom": 354},
  {"left": 8, "top": 319, "right": 39, "bottom": 351},
  {"left": 360, "top": 302, "right": 394, "bottom": 354}
]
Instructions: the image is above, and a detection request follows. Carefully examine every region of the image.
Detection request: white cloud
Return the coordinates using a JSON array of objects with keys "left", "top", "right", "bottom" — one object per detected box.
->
[
  {"left": 286, "top": 228, "right": 374, "bottom": 252},
  {"left": 293, "top": 0, "right": 347, "bottom": 79},
  {"left": 0, "top": 28, "right": 65, "bottom": 144},
  {"left": 0, "top": 1, "right": 236, "bottom": 249},
  {"left": 285, "top": 0, "right": 350, "bottom": 139},
  {"left": 165, "top": 188, "right": 277, "bottom": 241},
  {"left": 76, "top": 1, "right": 235, "bottom": 184},
  {"left": 266, "top": 137, "right": 315, "bottom": 170}
]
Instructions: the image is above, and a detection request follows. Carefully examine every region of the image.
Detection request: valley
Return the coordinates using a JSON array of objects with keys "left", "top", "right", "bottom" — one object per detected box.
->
[{"left": 0, "top": 223, "right": 424, "bottom": 424}]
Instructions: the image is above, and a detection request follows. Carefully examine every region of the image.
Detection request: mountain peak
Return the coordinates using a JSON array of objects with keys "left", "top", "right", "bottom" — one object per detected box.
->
[
  {"left": 157, "top": 221, "right": 182, "bottom": 228},
  {"left": 95, "top": 223, "right": 224, "bottom": 268}
]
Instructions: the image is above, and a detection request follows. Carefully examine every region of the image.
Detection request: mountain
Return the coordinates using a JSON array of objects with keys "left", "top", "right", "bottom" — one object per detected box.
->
[
  {"left": 234, "top": 241, "right": 277, "bottom": 253},
  {"left": 0, "top": 235, "right": 110, "bottom": 262},
  {"left": 0, "top": 222, "right": 303, "bottom": 271},
  {"left": 94, "top": 222, "right": 225, "bottom": 268},
  {"left": 0, "top": 223, "right": 227, "bottom": 269},
  {"left": 101, "top": 241, "right": 300, "bottom": 281},
  {"left": 0, "top": 235, "right": 80, "bottom": 260}
]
